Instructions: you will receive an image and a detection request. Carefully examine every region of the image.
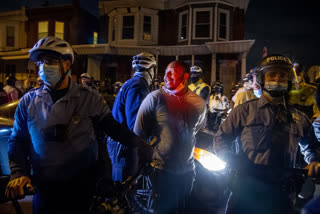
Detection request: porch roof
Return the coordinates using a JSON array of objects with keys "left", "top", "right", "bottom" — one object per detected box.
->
[
  {"left": 72, "top": 40, "right": 255, "bottom": 56},
  {"left": 0, "top": 40, "right": 255, "bottom": 60}
]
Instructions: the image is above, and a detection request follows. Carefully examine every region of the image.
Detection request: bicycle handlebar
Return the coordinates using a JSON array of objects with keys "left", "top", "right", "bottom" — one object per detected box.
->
[{"left": 119, "top": 136, "right": 160, "bottom": 192}]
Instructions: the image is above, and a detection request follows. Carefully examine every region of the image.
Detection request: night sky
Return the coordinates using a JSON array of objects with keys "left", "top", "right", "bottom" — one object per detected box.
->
[
  {"left": 245, "top": 0, "right": 320, "bottom": 71},
  {"left": 2, "top": 0, "right": 319, "bottom": 71},
  {"left": 1, "top": 0, "right": 99, "bottom": 16}
]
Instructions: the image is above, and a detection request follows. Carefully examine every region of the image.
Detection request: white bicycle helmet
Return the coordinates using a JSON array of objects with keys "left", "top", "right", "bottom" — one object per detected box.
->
[
  {"left": 113, "top": 81, "right": 123, "bottom": 87},
  {"left": 29, "top": 36, "right": 74, "bottom": 63},
  {"left": 190, "top": 65, "right": 202, "bottom": 73},
  {"left": 80, "top": 73, "right": 91, "bottom": 79},
  {"left": 132, "top": 52, "right": 156, "bottom": 71},
  {"left": 190, "top": 65, "right": 202, "bottom": 77}
]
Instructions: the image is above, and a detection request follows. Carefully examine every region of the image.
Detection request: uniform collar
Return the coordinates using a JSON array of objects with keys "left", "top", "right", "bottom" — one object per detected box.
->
[
  {"left": 257, "top": 92, "right": 288, "bottom": 110},
  {"left": 36, "top": 78, "right": 80, "bottom": 101},
  {"left": 257, "top": 93, "right": 272, "bottom": 109}
]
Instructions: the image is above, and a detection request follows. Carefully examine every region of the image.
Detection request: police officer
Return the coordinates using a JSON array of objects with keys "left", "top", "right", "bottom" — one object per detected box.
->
[
  {"left": 80, "top": 73, "right": 98, "bottom": 90},
  {"left": 107, "top": 52, "right": 156, "bottom": 182},
  {"left": 188, "top": 65, "right": 211, "bottom": 101},
  {"left": 288, "top": 62, "right": 319, "bottom": 121},
  {"left": 304, "top": 76, "right": 320, "bottom": 214},
  {"left": 3, "top": 76, "right": 19, "bottom": 102},
  {"left": 214, "top": 54, "right": 320, "bottom": 214},
  {"left": 208, "top": 81, "right": 229, "bottom": 133},
  {"left": 232, "top": 72, "right": 256, "bottom": 108},
  {"left": 5, "top": 37, "right": 153, "bottom": 214}
]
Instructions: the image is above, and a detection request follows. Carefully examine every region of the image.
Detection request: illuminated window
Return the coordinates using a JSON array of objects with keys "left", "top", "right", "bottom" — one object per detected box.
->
[
  {"left": 6, "top": 26, "right": 15, "bottom": 47},
  {"left": 143, "top": 16, "right": 152, "bottom": 41},
  {"left": 38, "top": 21, "right": 48, "bottom": 40},
  {"left": 93, "top": 32, "right": 98, "bottom": 44},
  {"left": 218, "top": 9, "right": 229, "bottom": 40},
  {"left": 193, "top": 8, "right": 212, "bottom": 39},
  {"left": 55, "top": 21, "right": 64, "bottom": 39},
  {"left": 179, "top": 11, "right": 188, "bottom": 41},
  {"left": 122, "top": 15, "right": 134, "bottom": 39}
]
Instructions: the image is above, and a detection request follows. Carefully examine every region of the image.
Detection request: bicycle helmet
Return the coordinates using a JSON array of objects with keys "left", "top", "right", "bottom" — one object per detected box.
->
[
  {"left": 293, "top": 63, "right": 305, "bottom": 75},
  {"left": 80, "top": 73, "right": 91, "bottom": 79},
  {"left": 132, "top": 52, "right": 156, "bottom": 71},
  {"left": 29, "top": 36, "right": 74, "bottom": 64},
  {"left": 190, "top": 66, "right": 202, "bottom": 76},
  {"left": 212, "top": 81, "right": 224, "bottom": 94},
  {"left": 242, "top": 72, "right": 253, "bottom": 84},
  {"left": 113, "top": 81, "right": 123, "bottom": 88}
]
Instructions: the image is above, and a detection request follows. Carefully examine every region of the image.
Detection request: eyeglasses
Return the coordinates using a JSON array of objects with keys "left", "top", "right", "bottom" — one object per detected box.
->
[{"left": 35, "top": 59, "right": 60, "bottom": 67}]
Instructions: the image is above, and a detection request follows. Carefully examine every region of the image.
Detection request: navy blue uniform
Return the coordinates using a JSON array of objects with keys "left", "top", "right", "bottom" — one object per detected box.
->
[{"left": 107, "top": 75, "right": 150, "bottom": 181}]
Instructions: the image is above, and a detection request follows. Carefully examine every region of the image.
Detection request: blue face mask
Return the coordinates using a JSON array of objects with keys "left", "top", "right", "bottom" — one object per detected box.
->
[
  {"left": 38, "top": 64, "right": 61, "bottom": 86},
  {"left": 253, "top": 89, "right": 262, "bottom": 98}
]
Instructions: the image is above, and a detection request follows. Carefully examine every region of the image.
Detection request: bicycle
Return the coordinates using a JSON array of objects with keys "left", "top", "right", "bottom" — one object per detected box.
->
[
  {"left": 89, "top": 146, "right": 230, "bottom": 214},
  {"left": 224, "top": 163, "right": 319, "bottom": 214},
  {"left": 89, "top": 137, "right": 160, "bottom": 214}
]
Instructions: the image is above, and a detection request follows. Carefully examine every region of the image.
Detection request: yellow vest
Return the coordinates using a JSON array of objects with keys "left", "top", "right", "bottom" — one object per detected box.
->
[
  {"left": 288, "top": 82, "right": 319, "bottom": 119},
  {"left": 188, "top": 79, "right": 211, "bottom": 96}
]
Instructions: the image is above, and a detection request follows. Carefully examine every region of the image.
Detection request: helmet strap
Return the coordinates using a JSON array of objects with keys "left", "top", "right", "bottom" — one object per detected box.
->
[
  {"left": 53, "top": 56, "right": 69, "bottom": 90},
  {"left": 147, "top": 66, "right": 156, "bottom": 89}
]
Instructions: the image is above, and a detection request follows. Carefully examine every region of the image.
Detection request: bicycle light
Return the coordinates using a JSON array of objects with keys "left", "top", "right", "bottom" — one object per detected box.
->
[{"left": 193, "top": 148, "right": 226, "bottom": 171}]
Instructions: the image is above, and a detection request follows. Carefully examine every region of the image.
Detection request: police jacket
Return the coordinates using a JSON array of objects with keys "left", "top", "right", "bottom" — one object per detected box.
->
[
  {"left": 214, "top": 94, "right": 320, "bottom": 168},
  {"left": 313, "top": 115, "right": 320, "bottom": 142},
  {"left": 112, "top": 75, "right": 150, "bottom": 130},
  {"left": 8, "top": 80, "right": 141, "bottom": 182},
  {"left": 134, "top": 88, "right": 206, "bottom": 174}
]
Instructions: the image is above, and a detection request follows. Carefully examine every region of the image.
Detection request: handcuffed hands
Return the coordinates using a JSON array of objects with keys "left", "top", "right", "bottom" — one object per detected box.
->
[
  {"left": 5, "top": 176, "right": 34, "bottom": 200},
  {"left": 137, "top": 143, "right": 154, "bottom": 164}
]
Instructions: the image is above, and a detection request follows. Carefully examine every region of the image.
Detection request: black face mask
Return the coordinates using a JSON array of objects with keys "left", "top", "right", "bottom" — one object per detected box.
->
[
  {"left": 265, "top": 89, "right": 286, "bottom": 98},
  {"left": 191, "top": 76, "right": 200, "bottom": 84}
]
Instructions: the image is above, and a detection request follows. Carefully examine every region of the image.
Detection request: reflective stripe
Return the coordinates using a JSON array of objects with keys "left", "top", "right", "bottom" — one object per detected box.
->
[{"left": 188, "top": 80, "right": 211, "bottom": 96}]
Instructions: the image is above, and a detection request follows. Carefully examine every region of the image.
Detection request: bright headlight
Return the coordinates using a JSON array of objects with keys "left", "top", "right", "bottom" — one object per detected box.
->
[{"left": 194, "top": 147, "right": 226, "bottom": 171}]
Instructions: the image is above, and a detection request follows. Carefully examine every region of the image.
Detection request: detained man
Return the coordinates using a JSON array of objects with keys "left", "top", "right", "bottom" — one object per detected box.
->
[{"left": 134, "top": 61, "right": 207, "bottom": 214}]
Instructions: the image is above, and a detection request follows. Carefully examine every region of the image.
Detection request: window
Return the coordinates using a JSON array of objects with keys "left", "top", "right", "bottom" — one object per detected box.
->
[
  {"left": 179, "top": 11, "right": 188, "bottom": 41},
  {"left": 111, "top": 17, "right": 117, "bottom": 41},
  {"left": 93, "top": 32, "right": 98, "bottom": 44},
  {"left": 55, "top": 21, "right": 64, "bottom": 39},
  {"left": 193, "top": 8, "right": 212, "bottom": 39},
  {"left": 38, "top": 21, "right": 48, "bottom": 40},
  {"left": 143, "top": 16, "right": 152, "bottom": 41},
  {"left": 122, "top": 15, "right": 134, "bottom": 39},
  {"left": 6, "top": 26, "right": 15, "bottom": 47},
  {"left": 218, "top": 9, "right": 229, "bottom": 40}
]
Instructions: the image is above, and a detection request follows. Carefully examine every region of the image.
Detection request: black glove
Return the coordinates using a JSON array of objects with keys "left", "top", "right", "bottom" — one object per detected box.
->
[
  {"left": 227, "top": 154, "right": 254, "bottom": 172},
  {"left": 137, "top": 141, "right": 154, "bottom": 164}
]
